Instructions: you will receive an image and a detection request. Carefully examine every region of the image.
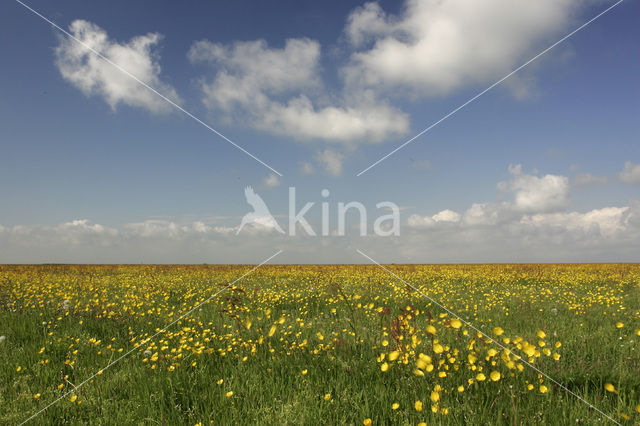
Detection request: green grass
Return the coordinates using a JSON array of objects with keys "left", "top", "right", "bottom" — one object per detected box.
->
[{"left": 0, "top": 264, "right": 639, "bottom": 425}]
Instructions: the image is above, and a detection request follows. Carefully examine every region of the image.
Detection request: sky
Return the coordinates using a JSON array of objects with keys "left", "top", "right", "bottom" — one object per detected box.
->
[{"left": 0, "top": 0, "right": 639, "bottom": 264}]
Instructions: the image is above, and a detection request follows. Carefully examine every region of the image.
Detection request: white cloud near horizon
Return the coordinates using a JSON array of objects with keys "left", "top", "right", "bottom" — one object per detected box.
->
[
  {"left": 55, "top": 20, "right": 181, "bottom": 113},
  {"left": 498, "top": 164, "right": 569, "bottom": 212},
  {"left": 402, "top": 164, "right": 639, "bottom": 262},
  {"left": 3, "top": 162, "right": 639, "bottom": 263},
  {"left": 618, "top": 161, "right": 640, "bottom": 184},
  {"left": 407, "top": 164, "right": 636, "bottom": 238}
]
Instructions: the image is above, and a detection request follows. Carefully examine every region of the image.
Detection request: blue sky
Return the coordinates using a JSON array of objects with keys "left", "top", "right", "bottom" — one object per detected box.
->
[{"left": 1, "top": 0, "right": 639, "bottom": 263}]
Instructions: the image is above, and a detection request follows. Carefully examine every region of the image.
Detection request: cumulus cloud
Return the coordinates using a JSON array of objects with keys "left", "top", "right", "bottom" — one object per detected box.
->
[
  {"left": 2, "top": 198, "right": 640, "bottom": 263},
  {"left": 189, "top": 38, "right": 408, "bottom": 146},
  {"left": 499, "top": 164, "right": 569, "bottom": 212},
  {"left": 618, "top": 161, "right": 640, "bottom": 184},
  {"left": 461, "top": 202, "right": 515, "bottom": 226},
  {"left": 315, "top": 149, "right": 345, "bottom": 176},
  {"left": 402, "top": 166, "right": 640, "bottom": 262},
  {"left": 408, "top": 209, "right": 460, "bottom": 228},
  {"left": 55, "top": 20, "right": 181, "bottom": 113},
  {"left": 344, "top": 0, "right": 578, "bottom": 97},
  {"left": 520, "top": 207, "right": 630, "bottom": 237}
]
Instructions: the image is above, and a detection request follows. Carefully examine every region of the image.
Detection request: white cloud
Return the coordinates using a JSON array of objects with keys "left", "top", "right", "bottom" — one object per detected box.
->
[
  {"left": 55, "top": 20, "right": 181, "bottom": 113},
  {"left": 618, "top": 161, "right": 640, "bottom": 184},
  {"left": 408, "top": 209, "right": 460, "bottom": 228},
  {"left": 572, "top": 173, "right": 610, "bottom": 187},
  {"left": 344, "top": 0, "right": 578, "bottom": 97},
  {"left": 461, "top": 202, "right": 514, "bottom": 226},
  {"left": 521, "top": 207, "right": 629, "bottom": 237},
  {"left": 432, "top": 209, "right": 461, "bottom": 222},
  {"left": 189, "top": 38, "right": 408, "bottom": 146},
  {"left": 1, "top": 200, "right": 640, "bottom": 263},
  {"left": 300, "top": 162, "right": 315, "bottom": 175},
  {"left": 499, "top": 164, "right": 569, "bottom": 212},
  {"left": 315, "top": 149, "right": 345, "bottom": 176},
  {"left": 263, "top": 173, "right": 281, "bottom": 188}
]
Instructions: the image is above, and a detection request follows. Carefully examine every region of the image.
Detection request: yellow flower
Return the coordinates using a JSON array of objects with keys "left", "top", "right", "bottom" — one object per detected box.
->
[
  {"left": 433, "top": 343, "right": 444, "bottom": 354},
  {"left": 70, "top": 395, "right": 77, "bottom": 402},
  {"left": 540, "top": 385, "right": 548, "bottom": 394},
  {"left": 268, "top": 325, "right": 277, "bottom": 337},
  {"left": 301, "top": 369, "right": 308, "bottom": 375},
  {"left": 324, "top": 393, "right": 331, "bottom": 401},
  {"left": 527, "top": 384, "right": 534, "bottom": 390},
  {"left": 522, "top": 343, "right": 536, "bottom": 357},
  {"left": 426, "top": 325, "right": 436, "bottom": 334},
  {"left": 457, "top": 386, "right": 464, "bottom": 393},
  {"left": 16, "top": 366, "right": 22, "bottom": 372},
  {"left": 476, "top": 373, "right": 486, "bottom": 381},
  {"left": 381, "top": 339, "right": 388, "bottom": 347},
  {"left": 430, "top": 391, "right": 440, "bottom": 402},
  {"left": 450, "top": 319, "right": 462, "bottom": 329},
  {"left": 225, "top": 391, "right": 233, "bottom": 397},
  {"left": 537, "top": 330, "right": 546, "bottom": 339},
  {"left": 391, "top": 403, "right": 399, "bottom": 410},
  {"left": 413, "top": 369, "right": 424, "bottom": 377},
  {"left": 414, "top": 400, "right": 423, "bottom": 411},
  {"left": 388, "top": 350, "right": 399, "bottom": 361},
  {"left": 363, "top": 419, "right": 372, "bottom": 426},
  {"left": 418, "top": 423, "right": 426, "bottom": 426},
  {"left": 217, "top": 379, "right": 223, "bottom": 385},
  {"left": 33, "top": 393, "right": 41, "bottom": 399},
  {"left": 615, "top": 322, "right": 624, "bottom": 329},
  {"left": 493, "top": 327, "right": 504, "bottom": 336},
  {"left": 380, "top": 362, "right": 389, "bottom": 372},
  {"left": 490, "top": 371, "right": 501, "bottom": 382},
  {"left": 416, "top": 358, "right": 428, "bottom": 370},
  {"left": 604, "top": 383, "right": 617, "bottom": 393},
  {"left": 553, "top": 353, "right": 561, "bottom": 361}
]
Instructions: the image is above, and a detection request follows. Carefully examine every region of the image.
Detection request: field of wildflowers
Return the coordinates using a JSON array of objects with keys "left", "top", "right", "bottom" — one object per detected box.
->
[{"left": 1, "top": 264, "right": 639, "bottom": 424}]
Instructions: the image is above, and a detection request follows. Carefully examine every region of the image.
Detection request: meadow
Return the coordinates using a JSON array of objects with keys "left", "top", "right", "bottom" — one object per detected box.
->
[{"left": 0, "top": 264, "right": 639, "bottom": 425}]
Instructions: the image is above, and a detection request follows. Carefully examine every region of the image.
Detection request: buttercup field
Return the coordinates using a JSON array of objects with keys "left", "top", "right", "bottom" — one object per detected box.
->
[
  {"left": 2, "top": 0, "right": 640, "bottom": 424},
  {"left": 1, "top": 264, "right": 638, "bottom": 424}
]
